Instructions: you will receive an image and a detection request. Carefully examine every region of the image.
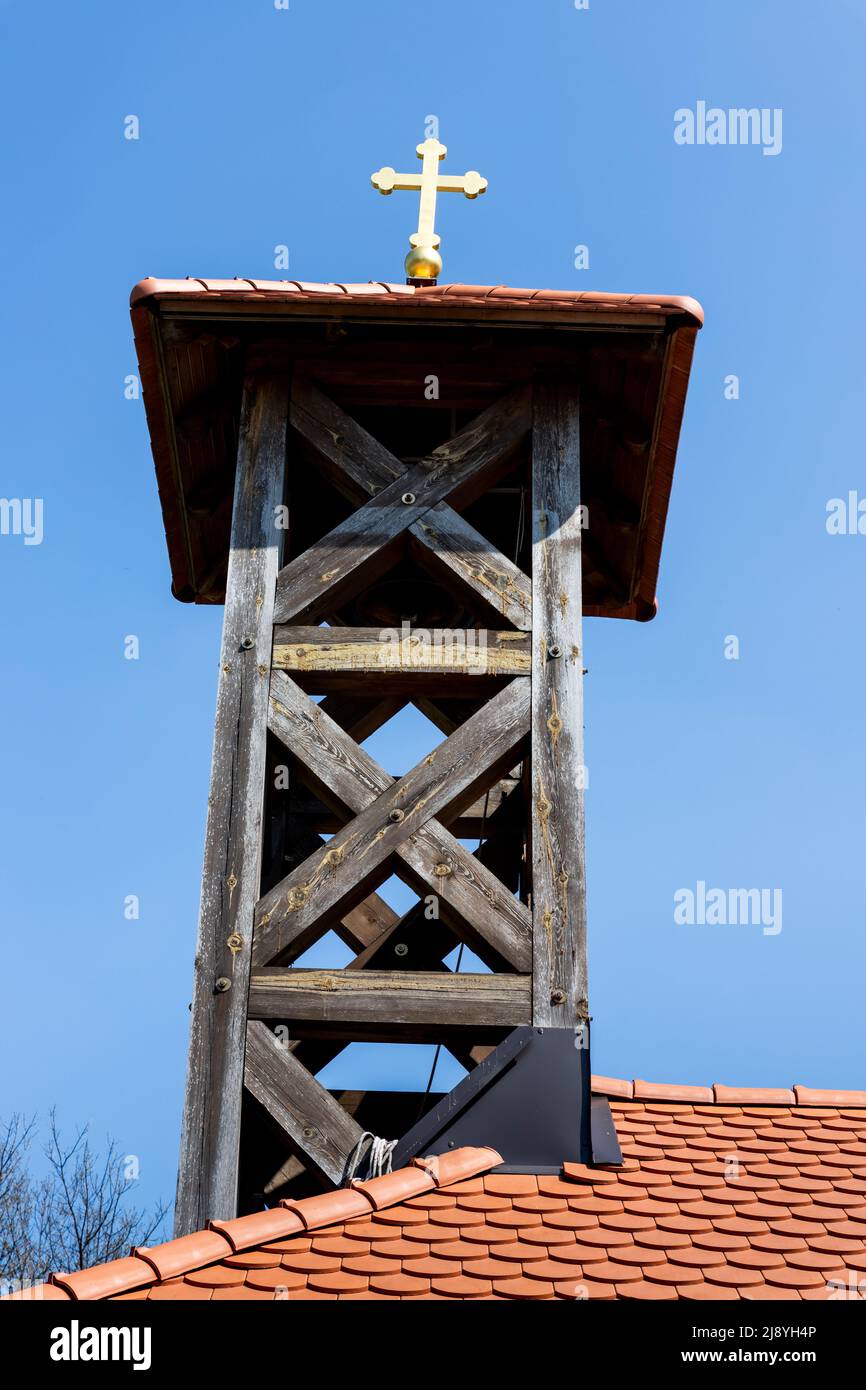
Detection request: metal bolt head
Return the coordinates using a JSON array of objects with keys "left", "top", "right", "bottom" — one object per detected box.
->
[
  {"left": 389, "top": 808, "right": 405, "bottom": 823},
  {"left": 401, "top": 492, "right": 416, "bottom": 506},
  {"left": 550, "top": 988, "right": 567, "bottom": 1006},
  {"left": 240, "top": 636, "right": 254, "bottom": 650},
  {"left": 548, "top": 643, "right": 563, "bottom": 659},
  {"left": 214, "top": 976, "right": 232, "bottom": 994},
  {"left": 394, "top": 943, "right": 409, "bottom": 957}
]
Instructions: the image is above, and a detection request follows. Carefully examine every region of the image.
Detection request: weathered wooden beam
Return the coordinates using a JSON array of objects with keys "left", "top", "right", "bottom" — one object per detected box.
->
[
  {"left": 530, "top": 384, "right": 588, "bottom": 1027},
  {"left": 272, "top": 387, "right": 531, "bottom": 624},
  {"left": 254, "top": 673, "right": 531, "bottom": 970},
  {"left": 244, "top": 1021, "right": 363, "bottom": 1186},
  {"left": 272, "top": 625, "right": 530, "bottom": 691},
  {"left": 248, "top": 969, "right": 531, "bottom": 1038},
  {"left": 175, "top": 370, "right": 289, "bottom": 1236}
]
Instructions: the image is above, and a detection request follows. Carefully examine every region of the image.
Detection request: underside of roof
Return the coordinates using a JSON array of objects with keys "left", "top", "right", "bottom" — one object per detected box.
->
[
  {"left": 10, "top": 1077, "right": 866, "bottom": 1303},
  {"left": 130, "top": 279, "right": 703, "bottom": 620}
]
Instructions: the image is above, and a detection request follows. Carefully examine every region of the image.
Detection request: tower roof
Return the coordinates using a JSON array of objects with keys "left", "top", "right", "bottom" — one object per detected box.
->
[{"left": 130, "top": 279, "right": 702, "bottom": 619}]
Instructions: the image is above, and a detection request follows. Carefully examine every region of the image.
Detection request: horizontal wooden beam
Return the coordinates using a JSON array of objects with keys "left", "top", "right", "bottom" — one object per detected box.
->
[
  {"left": 244, "top": 1021, "right": 362, "bottom": 1187},
  {"left": 248, "top": 969, "right": 531, "bottom": 1038},
  {"left": 272, "top": 626, "right": 530, "bottom": 691}
]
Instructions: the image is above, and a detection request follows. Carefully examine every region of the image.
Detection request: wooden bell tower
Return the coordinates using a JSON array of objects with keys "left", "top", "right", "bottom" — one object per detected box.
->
[{"left": 131, "top": 260, "right": 701, "bottom": 1235}]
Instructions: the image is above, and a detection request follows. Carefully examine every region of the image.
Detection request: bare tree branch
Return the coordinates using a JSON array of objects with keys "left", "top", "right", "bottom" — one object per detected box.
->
[{"left": 0, "top": 1111, "right": 168, "bottom": 1293}]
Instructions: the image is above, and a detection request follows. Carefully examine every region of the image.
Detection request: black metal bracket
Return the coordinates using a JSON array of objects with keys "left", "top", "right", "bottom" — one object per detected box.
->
[{"left": 393, "top": 1025, "right": 608, "bottom": 1173}]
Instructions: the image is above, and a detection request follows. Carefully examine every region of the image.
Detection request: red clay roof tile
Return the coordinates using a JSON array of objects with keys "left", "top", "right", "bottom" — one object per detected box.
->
[
  {"left": 714, "top": 1085, "right": 797, "bottom": 1105},
  {"left": 350, "top": 1167, "right": 435, "bottom": 1209},
  {"left": 208, "top": 1208, "right": 304, "bottom": 1250},
  {"left": 134, "top": 1230, "right": 232, "bottom": 1281},
  {"left": 279, "top": 1187, "right": 373, "bottom": 1228}
]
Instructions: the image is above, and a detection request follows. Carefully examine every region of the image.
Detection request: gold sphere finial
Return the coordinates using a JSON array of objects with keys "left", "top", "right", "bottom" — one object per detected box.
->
[{"left": 404, "top": 244, "right": 443, "bottom": 280}]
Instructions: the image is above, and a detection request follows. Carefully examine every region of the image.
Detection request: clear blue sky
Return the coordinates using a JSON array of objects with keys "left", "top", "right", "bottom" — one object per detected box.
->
[{"left": 1, "top": 0, "right": 864, "bottom": 1220}]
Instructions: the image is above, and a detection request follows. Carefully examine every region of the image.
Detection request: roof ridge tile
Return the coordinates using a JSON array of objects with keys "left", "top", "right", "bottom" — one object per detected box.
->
[
  {"left": 594, "top": 1076, "right": 866, "bottom": 1108},
  {"left": 49, "top": 1255, "right": 157, "bottom": 1302},
  {"left": 278, "top": 1187, "right": 374, "bottom": 1230},
  {"left": 127, "top": 277, "right": 705, "bottom": 324}
]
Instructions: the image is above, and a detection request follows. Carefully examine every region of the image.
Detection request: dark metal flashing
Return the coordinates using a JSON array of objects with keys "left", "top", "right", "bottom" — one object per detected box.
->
[
  {"left": 590, "top": 1095, "right": 624, "bottom": 1166},
  {"left": 393, "top": 1026, "right": 593, "bottom": 1170}
]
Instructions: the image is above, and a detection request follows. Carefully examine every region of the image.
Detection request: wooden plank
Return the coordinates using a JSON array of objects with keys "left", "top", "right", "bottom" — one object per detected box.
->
[
  {"left": 409, "top": 503, "right": 532, "bottom": 631},
  {"left": 530, "top": 384, "right": 588, "bottom": 1027},
  {"left": 175, "top": 370, "right": 289, "bottom": 1236},
  {"left": 244, "top": 1021, "right": 362, "bottom": 1186},
  {"left": 254, "top": 673, "right": 531, "bottom": 970},
  {"left": 272, "top": 387, "right": 532, "bottom": 624},
  {"left": 249, "top": 969, "right": 530, "bottom": 1036},
  {"left": 272, "top": 625, "right": 530, "bottom": 690}
]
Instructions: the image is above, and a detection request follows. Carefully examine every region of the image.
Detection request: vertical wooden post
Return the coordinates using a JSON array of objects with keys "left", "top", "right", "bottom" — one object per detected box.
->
[
  {"left": 530, "top": 384, "right": 588, "bottom": 1027},
  {"left": 175, "top": 371, "right": 289, "bottom": 1235}
]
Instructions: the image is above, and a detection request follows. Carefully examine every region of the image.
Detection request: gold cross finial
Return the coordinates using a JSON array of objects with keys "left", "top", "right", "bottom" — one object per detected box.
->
[{"left": 371, "top": 137, "right": 487, "bottom": 284}]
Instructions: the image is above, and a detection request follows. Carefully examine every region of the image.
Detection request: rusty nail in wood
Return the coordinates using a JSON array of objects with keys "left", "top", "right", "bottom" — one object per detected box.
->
[
  {"left": 214, "top": 977, "right": 232, "bottom": 993},
  {"left": 433, "top": 862, "right": 452, "bottom": 877},
  {"left": 389, "top": 808, "right": 405, "bottom": 822},
  {"left": 401, "top": 492, "right": 416, "bottom": 505}
]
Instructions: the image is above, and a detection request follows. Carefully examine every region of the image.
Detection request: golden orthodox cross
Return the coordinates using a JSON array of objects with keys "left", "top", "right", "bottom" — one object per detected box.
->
[{"left": 371, "top": 137, "right": 487, "bottom": 283}]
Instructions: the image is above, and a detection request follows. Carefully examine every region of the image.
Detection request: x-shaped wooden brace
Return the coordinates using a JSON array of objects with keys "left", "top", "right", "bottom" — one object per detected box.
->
[
  {"left": 273, "top": 378, "right": 532, "bottom": 629},
  {"left": 252, "top": 671, "right": 531, "bottom": 972}
]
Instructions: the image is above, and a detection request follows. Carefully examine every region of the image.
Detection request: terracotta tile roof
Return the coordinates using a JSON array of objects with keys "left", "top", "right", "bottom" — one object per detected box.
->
[
  {"left": 9, "top": 1081, "right": 865, "bottom": 1302},
  {"left": 129, "top": 278, "right": 704, "bottom": 325}
]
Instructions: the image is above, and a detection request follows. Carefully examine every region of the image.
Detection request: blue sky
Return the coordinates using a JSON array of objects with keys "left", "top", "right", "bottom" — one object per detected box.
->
[{"left": 1, "top": 0, "right": 864, "bottom": 1220}]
